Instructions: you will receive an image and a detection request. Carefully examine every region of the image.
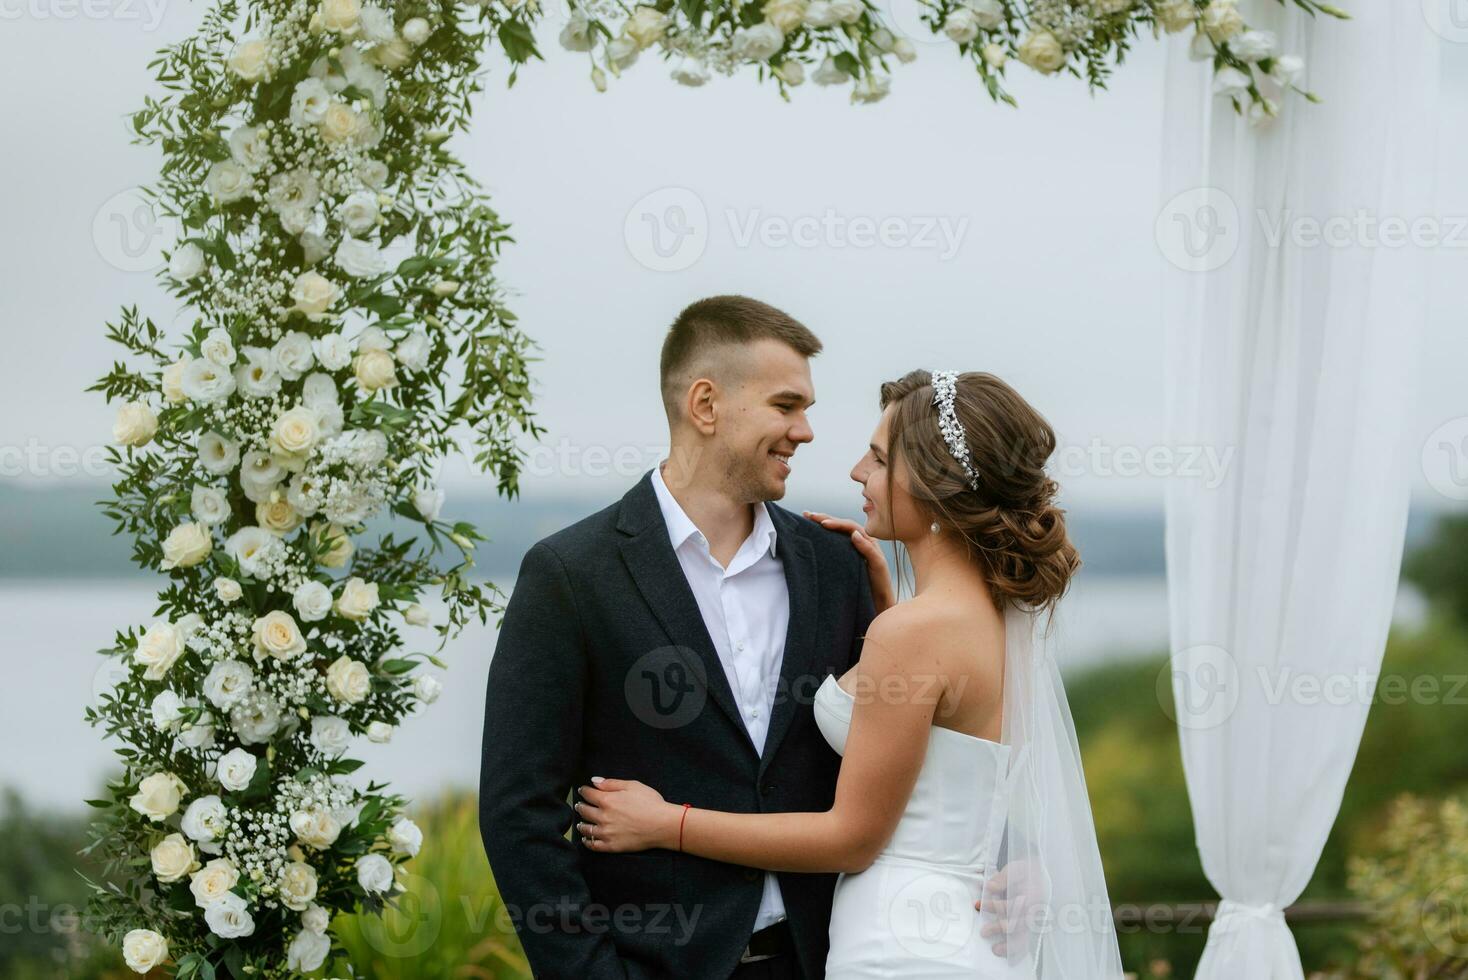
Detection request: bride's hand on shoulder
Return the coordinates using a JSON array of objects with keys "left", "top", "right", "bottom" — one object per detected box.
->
[
  {"left": 574, "top": 778, "right": 682, "bottom": 853},
  {"left": 803, "top": 511, "right": 895, "bottom": 613}
]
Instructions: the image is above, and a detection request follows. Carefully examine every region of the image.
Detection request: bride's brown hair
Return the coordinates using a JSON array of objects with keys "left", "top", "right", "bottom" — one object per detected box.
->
[{"left": 880, "top": 369, "right": 1080, "bottom": 611}]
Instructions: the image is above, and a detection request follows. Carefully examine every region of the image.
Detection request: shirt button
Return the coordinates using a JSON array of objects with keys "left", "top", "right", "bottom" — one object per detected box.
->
[
  {"left": 736, "top": 641, "right": 746, "bottom": 651},
  {"left": 750, "top": 708, "right": 760, "bottom": 719}
]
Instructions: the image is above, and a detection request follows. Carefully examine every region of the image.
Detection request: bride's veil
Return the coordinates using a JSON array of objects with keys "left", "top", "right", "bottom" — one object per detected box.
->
[{"left": 981, "top": 602, "right": 1126, "bottom": 977}]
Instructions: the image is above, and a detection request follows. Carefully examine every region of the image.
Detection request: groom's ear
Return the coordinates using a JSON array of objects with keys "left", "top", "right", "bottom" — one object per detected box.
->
[{"left": 686, "top": 378, "right": 719, "bottom": 435}]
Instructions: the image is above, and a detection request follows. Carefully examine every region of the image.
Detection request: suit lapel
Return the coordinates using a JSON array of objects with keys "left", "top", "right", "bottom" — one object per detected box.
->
[
  {"left": 617, "top": 475, "right": 755, "bottom": 754},
  {"left": 759, "top": 507, "right": 818, "bottom": 778}
]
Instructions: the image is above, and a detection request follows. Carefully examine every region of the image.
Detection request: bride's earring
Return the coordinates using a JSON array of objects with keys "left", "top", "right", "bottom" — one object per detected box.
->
[{"left": 930, "top": 521, "right": 940, "bottom": 535}]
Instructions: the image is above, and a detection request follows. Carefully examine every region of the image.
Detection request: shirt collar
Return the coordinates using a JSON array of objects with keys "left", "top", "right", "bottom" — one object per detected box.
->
[{"left": 649, "top": 463, "right": 779, "bottom": 560}]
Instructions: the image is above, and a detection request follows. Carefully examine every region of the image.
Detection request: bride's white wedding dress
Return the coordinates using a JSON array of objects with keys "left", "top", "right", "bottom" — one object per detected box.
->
[{"left": 814, "top": 674, "right": 1029, "bottom": 979}]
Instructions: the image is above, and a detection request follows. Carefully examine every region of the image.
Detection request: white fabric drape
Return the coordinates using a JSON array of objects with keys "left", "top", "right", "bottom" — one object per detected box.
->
[{"left": 1159, "top": 3, "right": 1440, "bottom": 978}]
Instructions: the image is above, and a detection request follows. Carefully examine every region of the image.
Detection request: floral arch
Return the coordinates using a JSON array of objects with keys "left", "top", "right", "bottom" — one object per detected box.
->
[{"left": 89, "top": 0, "right": 1339, "bottom": 974}]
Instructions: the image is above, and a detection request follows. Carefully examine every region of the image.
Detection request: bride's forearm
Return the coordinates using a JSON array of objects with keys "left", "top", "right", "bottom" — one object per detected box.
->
[{"left": 659, "top": 803, "right": 880, "bottom": 874}]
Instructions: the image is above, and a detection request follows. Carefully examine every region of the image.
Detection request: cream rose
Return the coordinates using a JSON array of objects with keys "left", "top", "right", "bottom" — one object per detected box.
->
[
  {"left": 130, "top": 771, "right": 188, "bottom": 822},
  {"left": 205, "top": 160, "right": 252, "bottom": 204},
  {"left": 354, "top": 348, "right": 397, "bottom": 390},
  {"left": 270, "top": 405, "right": 322, "bottom": 459},
  {"left": 256, "top": 498, "right": 304, "bottom": 536},
  {"left": 1155, "top": 0, "right": 1196, "bottom": 32},
  {"left": 319, "top": 102, "right": 362, "bottom": 144},
  {"left": 326, "top": 655, "right": 371, "bottom": 703},
  {"left": 1018, "top": 30, "right": 1065, "bottom": 73},
  {"left": 293, "top": 580, "right": 334, "bottom": 622},
  {"left": 761, "top": 0, "right": 805, "bottom": 33},
  {"left": 291, "top": 271, "right": 340, "bottom": 319},
  {"left": 204, "top": 892, "right": 255, "bottom": 938},
  {"left": 135, "top": 620, "right": 185, "bottom": 681},
  {"left": 288, "top": 928, "right": 331, "bottom": 972},
  {"left": 151, "top": 833, "right": 199, "bottom": 883},
  {"left": 291, "top": 807, "right": 343, "bottom": 848},
  {"left": 214, "top": 577, "right": 243, "bottom": 603},
  {"left": 403, "top": 603, "right": 430, "bottom": 627},
  {"left": 161, "top": 522, "right": 213, "bottom": 570},
  {"left": 624, "top": 5, "right": 669, "bottom": 48},
  {"left": 1201, "top": 0, "right": 1243, "bottom": 42},
  {"left": 122, "top": 929, "right": 169, "bottom": 973},
  {"left": 228, "top": 39, "right": 271, "bottom": 81},
  {"left": 334, "top": 577, "right": 379, "bottom": 621},
  {"left": 113, "top": 402, "right": 158, "bottom": 447},
  {"left": 279, "top": 861, "right": 320, "bottom": 911},
  {"left": 189, "top": 857, "right": 240, "bottom": 908},
  {"left": 367, "top": 720, "right": 394, "bottom": 743},
  {"left": 162, "top": 354, "right": 191, "bottom": 404},
  {"left": 311, "top": 522, "right": 354, "bottom": 568},
  {"left": 320, "top": 0, "right": 360, "bottom": 33},
  {"left": 252, "top": 610, "right": 307, "bottom": 661}
]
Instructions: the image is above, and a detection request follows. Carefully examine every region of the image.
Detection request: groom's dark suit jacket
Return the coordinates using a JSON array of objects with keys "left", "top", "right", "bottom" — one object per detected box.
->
[{"left": 479, "top": 470, "right": 876, "bottom": 980}]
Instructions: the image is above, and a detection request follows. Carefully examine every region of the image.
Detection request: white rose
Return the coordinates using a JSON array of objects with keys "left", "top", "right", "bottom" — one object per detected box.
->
[
  {"left": 414, "top": 674, "right": 442, "bottom": 704},
  {"left": 291, "top": 271, "right": 340, "bottom": 319},
  {"left": 190, "top": 858, "right": 239, "bottom": 905},
  {"left": 311, "top": 521, "right": 355, "bottom": 568},
  {"left": 354, "top": 348, "right": 397, "bottom": 390},
  {"left": 383, "top": 334, "right": 427, "bottom": 377},
  {"left": 1201, "top": 0, "right": 1243, "bottom": 42},
  {"left": 256, "top": 497, "right": 303, "bottom": 536},
  {"left": 270, "top": 405, "right": 321, "bottom": 458},
  {"left": 326, "top": 655, "right": 371, "bottom": 703},
  {"left": 355, "top": 853, "right": 394, "bottom": 894},
  {"left": 151, "top": 689, "right": 185, "bottom": 731},
  {"left": 293, "top": 580, "right": 334, "bottom": 622},
  {"left": 827, "top": 0, "right": 862, "bottom": 23},
  {"left": 313, "top": 333, "right": 353, "bottom": 371},
  {"left": 291, "top": 807, "right": 343, "bottom": 848},
  {"left": 288, "top": 926, "right": 331, "bottom": 972},
  {"left": 198, "top": 432, "right": 240, "bottom": 475},
  {"left": 388, "top": 817, "right": 422, "bottom": 856},
  {"left": 162, "top": 354, "right": 191, "bottom": 404},
  {"left": 1230, "top": 29, "right": 1276, "bottom": 62},
  {"left": 279, "top": 861, "right": 320, "bottom": 911},
  {"left": 774, "top": 59, "right": 804, "bottom": 85},
  {"left": 136, "top": 620, "right": 184, "bottom": 680},
  {"left": 412, "top": 486, "right": 444, "bottom": 522},
  {"left": 228, "top": 39, "right": 271, "bottom": 81},
  {"left": 202, "top": 659, "right": 254, "bottom": 710},
  {"left": 302, "top": 902, "right": 331, "bottom": 933},
  {"left": 1091, "top": 0, "right": 1132, "bottom": 14},
  {"left": 130, "top": 771, "right": 188, "bottom": 821},
  {"left": 170, "top": 242, "right": 206, "bottom": 280},
  {"left": 199, "top": 327, "right": 236, "bottom": 368},
  {"left": 310, "top": 715, "right": 352, "bottom": 755},
  {"left": 112, "top": 402, "right": 158, "bottom": 447},
  {"left": 160, "top": 522, "right": 213, "bottom": 571},
  {"left": 367, "top": 721, "right": 394, "bottom": 743},
  {"left": 894, "top": 38, "right": 918, "bottom": 63},
  {"left": 402, "top": 17, "right": 430, "bottom": 44},
  {"left": 301, "top": 372, "right": 339, "bottom": 409},
  {"left": 271, "top": 331, "right": 315, "bottom": 382},
  {"left": 336, "top": 190, "right": 380, "bottom": 236},
  {"left": 1017, "top": 30, "right": 1065, "bottom": 73},
  {"left": 403, "top": 603, "right": 430, "bottom": 627},
  {"left": 943, "top": 7, "right": 979, "bottom": 44},
  {"left": 319, "top": 102, "right": 363, "bottom": 144},
  {"left": 733, "top": 23, "right": 784, "bottom": 62},
  {"left": 624, "top": 5, "right": 669, "bottom": 48},
  {"left": 360, "top": 159, "right": 389, "bottom": 189},
  {"left": 356, "top": 325, "right": 391, "bottom": 352},
  {"left": 205, "top": 160, "right": 252, "bottom": 204},
  {"left": 151, "top": 833, "right": 198, "bottom": 883},
  {"left": 1155, "top": 0, "right": 1196, "bottom": 32},
  {"left": 176, "top": 705, "right": 216, "bottom": 751},
  {"left": 969, "top": 0, "right": 1004, "bottom": 29},
  {"left": 334, "top": 577, "right": 380, "bottom": 621},
  {"left": 217, "top": 747, "right": 258, "bottom": 792},
  {"left": 191, "top": 486, "right": 231, "bottom": 526},
  {"left": 213, "top": 577, "right": 243, "bottom": 603},
  {"left": 229, "top": 124, "right": 270, "bottom": 170},
  {"left": 181, "top": 795, "right": 228, "bottom": 844},
  {"left": 802, "top": 0, "right": 836, "bottom": 26},
  {"left": 981, "top": 41, "right": 1006, "bottom": 67},
  {"left": 122, "top": 929, "right": 169, "bottom": 973},
  {"left": 760, "top": 0, "right": 804, "bottom": 32},
  {"left": 334, "top": 236, "right": 387, "bottom": 278},
  {"left": 252, "top": 610, "right": 307, "bottom": 661},
  {"left": 320, "top": 0, "right": 360, "bottom": 33},
  {"left": 182, "top": 357, "right": 239, "bottom": 406},
  {"left": 204, "top": 891, "right": 255, "bottom": 939},
  {"left": 368, "top": 38, "right": 412, "bottom": 71},
  {"left": 358, "top": 5, "right": 395, "bottom": 43}
]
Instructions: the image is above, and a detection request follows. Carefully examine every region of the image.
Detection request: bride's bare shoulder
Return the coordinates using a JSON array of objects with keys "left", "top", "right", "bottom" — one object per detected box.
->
[{"left": 863, "top": 594, "right": 1005, "bottom": 670}]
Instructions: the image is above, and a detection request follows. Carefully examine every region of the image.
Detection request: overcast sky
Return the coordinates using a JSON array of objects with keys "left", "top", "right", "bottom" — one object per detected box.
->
[{"left": 2, "top": 3, "right": 1465, "bottom": 513}]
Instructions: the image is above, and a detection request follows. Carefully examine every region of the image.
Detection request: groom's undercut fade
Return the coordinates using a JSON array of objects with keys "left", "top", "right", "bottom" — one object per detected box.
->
[{"left": 659, "top": 295, "right": 822, "bottom": 421}]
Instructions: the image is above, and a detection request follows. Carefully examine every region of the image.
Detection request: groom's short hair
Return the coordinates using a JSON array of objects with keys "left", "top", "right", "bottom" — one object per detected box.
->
[{"left": 659, "top": 295, "right": 822, "bottom": 421}]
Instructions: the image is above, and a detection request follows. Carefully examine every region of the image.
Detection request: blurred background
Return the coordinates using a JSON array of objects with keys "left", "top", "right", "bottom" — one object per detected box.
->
[{"left": 3, "top": 1, "right": 1467, "bottom": 976}]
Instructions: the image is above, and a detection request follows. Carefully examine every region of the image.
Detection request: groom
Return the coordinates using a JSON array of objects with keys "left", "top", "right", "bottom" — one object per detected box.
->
[{"left": 478, "top": 295, "right": 876, "bottom": 980}]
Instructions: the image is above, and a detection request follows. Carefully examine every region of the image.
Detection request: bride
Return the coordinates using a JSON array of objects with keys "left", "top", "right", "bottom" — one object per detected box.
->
[{"left": 575, "top": 369, "right": 1124, "bottom": 978}]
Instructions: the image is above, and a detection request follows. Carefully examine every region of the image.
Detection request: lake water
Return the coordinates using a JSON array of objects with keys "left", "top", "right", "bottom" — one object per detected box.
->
[{"left": 0, "top": 575, "right": 1424, "bottom": 814}]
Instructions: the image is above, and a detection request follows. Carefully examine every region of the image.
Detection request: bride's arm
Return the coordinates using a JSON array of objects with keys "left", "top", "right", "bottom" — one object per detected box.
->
[{"left": 575, "top": 609, "right": 939, "bottom": 874}]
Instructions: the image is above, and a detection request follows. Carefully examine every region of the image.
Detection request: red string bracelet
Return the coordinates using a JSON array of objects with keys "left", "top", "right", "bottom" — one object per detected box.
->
[{"left": 678, "top": 803, "right": 693, "bottom": 853}]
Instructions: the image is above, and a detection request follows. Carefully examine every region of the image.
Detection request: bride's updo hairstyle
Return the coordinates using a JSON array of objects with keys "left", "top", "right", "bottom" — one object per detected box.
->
[{"left": 879, "top": 369, "right": 1080, "bottom": 612}]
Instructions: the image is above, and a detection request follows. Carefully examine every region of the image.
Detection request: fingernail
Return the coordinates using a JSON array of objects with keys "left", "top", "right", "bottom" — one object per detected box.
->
[{"left": 591, "top": 776, "right": 604, "bottom": 784}]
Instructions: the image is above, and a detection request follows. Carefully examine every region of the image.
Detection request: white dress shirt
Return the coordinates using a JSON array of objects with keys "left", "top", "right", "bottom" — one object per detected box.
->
[{"left": 650, "top": 463, "right": 790, "bottom": 933}]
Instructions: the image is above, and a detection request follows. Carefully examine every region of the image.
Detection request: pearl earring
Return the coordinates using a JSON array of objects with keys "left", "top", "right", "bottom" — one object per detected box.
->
[{"left": 930, "top": 521, "right": 940, "bottom": 535}]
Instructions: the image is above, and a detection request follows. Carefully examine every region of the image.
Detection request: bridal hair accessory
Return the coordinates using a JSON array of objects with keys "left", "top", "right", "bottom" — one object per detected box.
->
[{"left": 930, "top": 370, "right": 981, "bottom": 492}]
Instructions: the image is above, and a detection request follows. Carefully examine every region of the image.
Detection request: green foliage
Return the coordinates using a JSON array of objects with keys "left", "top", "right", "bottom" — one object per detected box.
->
[{"left": 1404, "top": 512, "right": 1468, "bottom": 632}]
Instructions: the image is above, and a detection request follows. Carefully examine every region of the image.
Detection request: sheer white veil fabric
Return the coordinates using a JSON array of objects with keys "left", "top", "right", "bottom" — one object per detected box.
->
[{"left": 980, "top": 602, "right": 1125, "bottom": 978}]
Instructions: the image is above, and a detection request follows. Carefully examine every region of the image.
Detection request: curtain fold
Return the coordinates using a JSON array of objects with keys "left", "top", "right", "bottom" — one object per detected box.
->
[{"left": 1159, "top": 3, "right": 1441, "bottom": 977}]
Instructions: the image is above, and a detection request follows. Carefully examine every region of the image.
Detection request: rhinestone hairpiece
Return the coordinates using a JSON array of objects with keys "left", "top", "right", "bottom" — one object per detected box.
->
[{"left": 931, "top": 370, "right": 980, "bottom": 492}]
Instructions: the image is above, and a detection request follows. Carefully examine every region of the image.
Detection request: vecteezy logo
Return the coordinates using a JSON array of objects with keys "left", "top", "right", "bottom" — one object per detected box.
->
[
  {"left": 92, "top": 187, "right": 181, "bottom": 273},
  {"left": 1422, "top": 0, "right": 1468, "bottom": 43},
  {"left": 1154, "top": 187, "right": 1241, "bottom": 273},
  {"left": 1158, "top": 644, "right": 1241, "bottom": 731},
  {"left": 1422, "top": 417, "right": 1468, "bottom": 501},
  {"left": 625, "top": 646, "right": 707, "bottom": 730},
  {"left": 624, "top": 187, "right": 709, "bottom": 272},
  {"left": 889, "top": 872, "right": 977, "bottom": 961},
  {"left": 1421, "top": 875, "right": 1468, "bottom": 958},
  {"left": 359, "top": 871, "right": 441, "bottom": 958}
]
